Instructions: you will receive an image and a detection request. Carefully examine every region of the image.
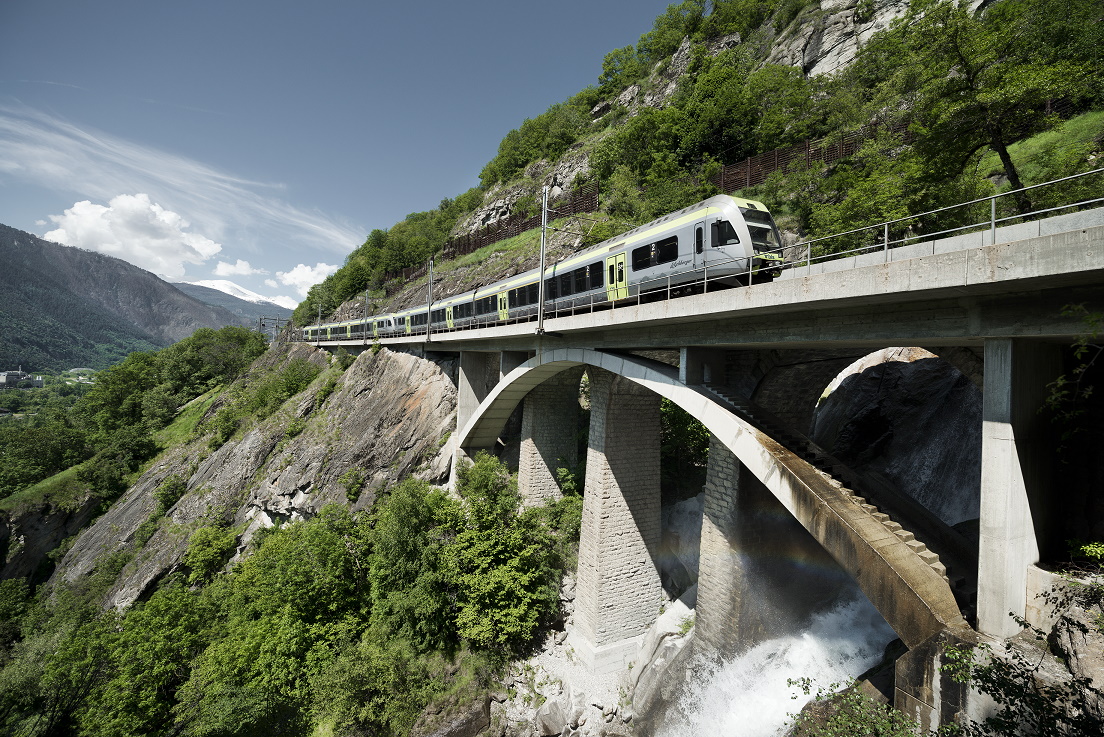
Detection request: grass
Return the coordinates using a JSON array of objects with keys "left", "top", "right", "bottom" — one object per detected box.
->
[
  {"left": 155, "top": 387, "right": 221, "bottom": 447},
  {"left": 978, "top": 110, "right": 1104, "bottom": 184},
  {"left": 0, "top": 463, "right": 90, "bottom": 513}
]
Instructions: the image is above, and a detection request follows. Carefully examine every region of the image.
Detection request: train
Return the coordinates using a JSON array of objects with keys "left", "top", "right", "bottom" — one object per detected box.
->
[{"left": 301, "top": 194, "right": 785, "bottom": 341}]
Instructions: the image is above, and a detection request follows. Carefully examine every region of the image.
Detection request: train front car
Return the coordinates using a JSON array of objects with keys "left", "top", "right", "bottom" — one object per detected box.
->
[{"left": 703, "top": 196, "right": 784, "bottom": 286}]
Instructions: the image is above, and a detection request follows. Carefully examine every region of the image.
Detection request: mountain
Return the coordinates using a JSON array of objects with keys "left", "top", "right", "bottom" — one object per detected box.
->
[
  {"left": 175, "top": 281, "right": 294, "bottom": 324},
  {"left": 0, "top": 223, "right": 250, "bottom": 371}
]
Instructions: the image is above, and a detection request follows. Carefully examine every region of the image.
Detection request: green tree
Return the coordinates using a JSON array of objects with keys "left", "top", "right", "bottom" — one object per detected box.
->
[{"left": 905, "top": 0, "right": 1096, "bottom": 214}]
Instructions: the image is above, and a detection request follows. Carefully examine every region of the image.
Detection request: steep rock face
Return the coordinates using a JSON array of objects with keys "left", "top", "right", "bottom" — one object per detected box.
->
[
  {"left": 0, "top": 495, "right": 101, "bottom": 582},
  {"left": 50, "top": 345, "right": 457, "bottom": 609},
  {"left": 765, "top": 0, "right": 910, "bottom": 76},
  {"left": 810, "top": 347, "right": 982, "bottom": 526}
]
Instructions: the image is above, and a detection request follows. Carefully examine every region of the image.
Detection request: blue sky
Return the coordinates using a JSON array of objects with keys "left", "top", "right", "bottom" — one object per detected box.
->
[{"left": 0, "top": 0, "right": 672, "bottom": 308}]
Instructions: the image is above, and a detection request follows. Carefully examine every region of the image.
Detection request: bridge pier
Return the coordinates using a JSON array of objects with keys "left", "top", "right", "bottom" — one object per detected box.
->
[
  {"left": 571, "top": 368, "right": 664, "bottom": 674},
  {"left": 977, "top": 338, "right": 1060, "bottom": 638},
  {"left": 453, "top": 351, "right": 504, "bottom": 486},
  {"left": 517, "top": 366, "right": 584, "bottom": 507}
]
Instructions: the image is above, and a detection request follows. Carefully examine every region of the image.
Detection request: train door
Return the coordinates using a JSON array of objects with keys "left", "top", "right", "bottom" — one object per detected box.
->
[
  {"left": 605, "top": 253, "right": 628, "bottom": 301},
  {"left": 694, "top": 221, "right": 705, "bottom": 267},
  {"left": 405, "top": 315, "right": 412, "bottom": 334},
  {"left": 497, "top": 291, "right": 509, "bottom": 321},
  {"left": 446, "top": 306, "right": 454, "bottom": 329}
]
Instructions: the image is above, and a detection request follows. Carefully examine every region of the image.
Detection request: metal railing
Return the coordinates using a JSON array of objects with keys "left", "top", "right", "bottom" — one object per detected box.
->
[{"left": 774, "top": 167, "right": 1104, "bottom": 274}]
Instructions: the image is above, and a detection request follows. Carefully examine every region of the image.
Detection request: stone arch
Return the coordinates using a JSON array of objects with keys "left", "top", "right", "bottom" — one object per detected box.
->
[{"left": 458, "top": 348, "right": 969, "bottom": 649}]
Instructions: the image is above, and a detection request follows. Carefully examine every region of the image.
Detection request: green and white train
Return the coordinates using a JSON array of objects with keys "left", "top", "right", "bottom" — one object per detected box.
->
[{"left": 302, "top": 194, "right": 784, "bottom": 341}]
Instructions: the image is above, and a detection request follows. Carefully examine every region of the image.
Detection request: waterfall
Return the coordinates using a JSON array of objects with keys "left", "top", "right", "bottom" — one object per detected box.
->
[{"left": 656, "top": 594, "right": 896, "bottom": 737}]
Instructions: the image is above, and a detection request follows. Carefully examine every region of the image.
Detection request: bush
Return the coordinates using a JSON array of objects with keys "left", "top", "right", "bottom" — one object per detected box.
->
[{"left": 184, "top": 526, "right": 238, "bottom": 584}]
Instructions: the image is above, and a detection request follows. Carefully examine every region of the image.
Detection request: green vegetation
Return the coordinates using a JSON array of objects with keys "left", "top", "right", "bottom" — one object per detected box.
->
[
  {"left": 201, "top": 357, "right": 323, "bottom": 449},
  {"left": 298, "top": 0, "right": 1101, "bottom": 325},
  {"left": 0, "top": 453, "right": 582, "bottom": 737},
  {"left": 0, "top": 327, "right": 267, "bottom": 508},
  {"left": 787, "top": 678, "right": 923, "bottom": 737}
]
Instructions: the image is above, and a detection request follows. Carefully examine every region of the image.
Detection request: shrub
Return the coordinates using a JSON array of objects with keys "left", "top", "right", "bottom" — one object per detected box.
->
[{"left": 184, "top": 526, "right": 238, "bottom": 584}]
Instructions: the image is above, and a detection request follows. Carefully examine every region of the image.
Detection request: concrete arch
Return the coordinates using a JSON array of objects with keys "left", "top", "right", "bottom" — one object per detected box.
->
[{"left": 458, "top": 348, "right": 969, "bottom": 648}]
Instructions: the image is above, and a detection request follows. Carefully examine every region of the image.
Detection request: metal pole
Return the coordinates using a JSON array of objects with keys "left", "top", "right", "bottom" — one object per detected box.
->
[
  {"left": 884, "top": 222, "right": 890, "bottom": 263},
  {"left": 536, "top": 185, "right": 549, "bottom": 334},
  {"left": 990, "top": 196, "right": 997, "bottom": 245},
  {"left": 426, "top": 258, "right": 433, "bottom": 341},
  {"left": 316, "top": 302, "right": 321, "bottom": 346},
  {"left": 364, "top": 289, "right": 369, "bottom": 345}
]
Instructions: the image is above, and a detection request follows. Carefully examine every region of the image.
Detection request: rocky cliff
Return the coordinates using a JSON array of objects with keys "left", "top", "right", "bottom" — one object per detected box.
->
[{"left": 50, "top": 344, "right": 457, "bottom": 609}]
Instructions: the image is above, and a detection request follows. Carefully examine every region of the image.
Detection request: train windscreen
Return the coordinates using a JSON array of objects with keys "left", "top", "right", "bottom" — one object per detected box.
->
[{"left": 742, "top": 207, "right": 781, "bottom": 252}]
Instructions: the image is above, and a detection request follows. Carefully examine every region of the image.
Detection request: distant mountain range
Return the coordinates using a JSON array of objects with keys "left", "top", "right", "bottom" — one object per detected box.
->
[
  {"left": 174, "top": 281, "right": 293, "bottom": 325},
  {"left": 0, "top": 224, "right": 251, "bottom": 371}
]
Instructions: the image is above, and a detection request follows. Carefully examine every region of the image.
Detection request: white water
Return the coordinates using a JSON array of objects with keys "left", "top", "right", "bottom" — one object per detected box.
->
[{"left": 657, "top": 595, "right": 896, "bottom": 737}]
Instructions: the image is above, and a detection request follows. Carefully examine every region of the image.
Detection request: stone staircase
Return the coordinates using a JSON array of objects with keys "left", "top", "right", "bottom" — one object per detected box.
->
[{"left": 701, "top": 383, "right": 977, "bottom": 615}]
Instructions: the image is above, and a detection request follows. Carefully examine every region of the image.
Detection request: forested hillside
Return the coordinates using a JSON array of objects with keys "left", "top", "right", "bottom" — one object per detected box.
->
[
  {"left": 0, "top": 225, "right": 250, "bottom": 371},
  {"left": 295, "top": 0, "right": 1102, "bottom": 324},
  {"left": 0, "top": 2, "right": 1102, "bottom": 736}
]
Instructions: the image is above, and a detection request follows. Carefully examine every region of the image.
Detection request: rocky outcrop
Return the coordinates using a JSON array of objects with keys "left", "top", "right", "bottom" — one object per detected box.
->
[
  {"left": 0, "top": 494, "right": 101, "bottom": 583},
  {"left": 764, "top": 0, "right": 910, "bottom": 76},
  {"left": 50, "top": 344, "right": 458, "bottom": 609},
  {"left": 811, "top": 347, "right": 982, "bottom": 526}
]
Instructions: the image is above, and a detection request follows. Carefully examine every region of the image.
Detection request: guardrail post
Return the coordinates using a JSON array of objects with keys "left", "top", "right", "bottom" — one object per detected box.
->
[
  {"left": 884, "top": 223, "right": 890, "bottom": 263},
  {"left": 990, "top": 197, "right": 997, "bottom": 246}
]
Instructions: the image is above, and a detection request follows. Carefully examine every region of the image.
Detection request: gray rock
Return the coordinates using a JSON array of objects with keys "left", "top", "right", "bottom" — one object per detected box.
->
[
  {"left": 412, "top": 697, "right": 490, "bottom": 737},
  {"left": 811, "top": 347, "right": 982, "bottom": 526},
  {"left": 534, "top": 694, "right": 571, "bottom": 737},
  {"left": 48, "top": 345, "right": 458, "bottom": 608}
]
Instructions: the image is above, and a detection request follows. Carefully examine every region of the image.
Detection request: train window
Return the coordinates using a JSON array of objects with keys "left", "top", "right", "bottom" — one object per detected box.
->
[
  {"left": 589, "top": 261, "right": 603, "bottom": 288},
  {"left": 711, "top": 220, "right": 740, "bottom": 246},
  {"left": 574, "top": 267, "right": 587, "bottom": 293},
  {"left": 560, "top": 272, "right": 573, "bottom": 297},
  {"left": 656, "top": 236, "right": 678, "bottom": 264},
  {"left": 632, "top": 236, "right": 679, "bottom": 270},
  {"left": 545, "top": 277, "right": 558, "bottom": 300},
  {"left": 527, "top": 283, "right": 539, "bottom": 304},
  {"left": 475, "top": 296, "right": 496, "bottom": 315},
  {"left": 695, "top": 226, "right": 704, "bottom": 253},
  {"left": 431, "top": 309, "right": 445, "bottom": 323},
  {"left": 608, "top": 263, "right": 615, "bottom": 284}
]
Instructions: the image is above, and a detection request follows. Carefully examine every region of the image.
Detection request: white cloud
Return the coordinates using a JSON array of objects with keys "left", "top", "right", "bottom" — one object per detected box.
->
[
  {"left": 264, "top": 278, "right": 278, "bottom": 288},
  {"left": 213, "top": 258, "right": 267, "bottom": 277},
  {"left": 274, "top": 262, "right": 338, "bottom": 297},
  {"left": 0, "top": 104, "right": 364, "bottom": 258},
  {"left": 268, "top": 295, "right": 300, "bottom": 310},
  {"left": 44, "top": 194, "right": 221, "bottom": 278}
]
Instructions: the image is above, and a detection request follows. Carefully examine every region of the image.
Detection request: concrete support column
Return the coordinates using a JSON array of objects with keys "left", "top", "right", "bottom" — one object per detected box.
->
[
  {"left": 977, "top": 338, "right": 1060, "bottom": 638},
  {"left": 679, "top": 347, "right": 726, "bottom": 385},
  {"left": 572, "top": 368, "right": 664, "bottom": 674},
  {"left": 453, "top": 351, "right": 503, "bottom": 487},
  {"left": 457, "top": 351, "right": 500, "bottom": 433},
  {"left": 499, "top": 350, "right": 530, "bottom": 380},
  {"left": 517, "top": 366, "right": 584, "bottom": 508}
]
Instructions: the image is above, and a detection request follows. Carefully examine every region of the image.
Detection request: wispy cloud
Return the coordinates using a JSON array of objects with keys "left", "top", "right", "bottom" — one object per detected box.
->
[{"left": 0, "top": 103, "right": 364, "bottom": 259}]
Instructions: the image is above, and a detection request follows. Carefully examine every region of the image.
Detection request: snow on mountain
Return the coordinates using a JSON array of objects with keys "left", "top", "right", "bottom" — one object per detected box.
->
[{"left": 186, "top": 280, "right": 297, "bottom": 309}]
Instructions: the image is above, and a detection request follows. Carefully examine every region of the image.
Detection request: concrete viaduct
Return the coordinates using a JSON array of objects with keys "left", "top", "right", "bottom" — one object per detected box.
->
[{"left": 315, "top": 208, "right": 1104, "bottom": 728}]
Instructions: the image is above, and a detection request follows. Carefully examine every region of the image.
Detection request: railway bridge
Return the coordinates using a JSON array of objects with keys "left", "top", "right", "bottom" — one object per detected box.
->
[{"left": 313, "top": 205, "right": 1104, "bottom": 728}]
